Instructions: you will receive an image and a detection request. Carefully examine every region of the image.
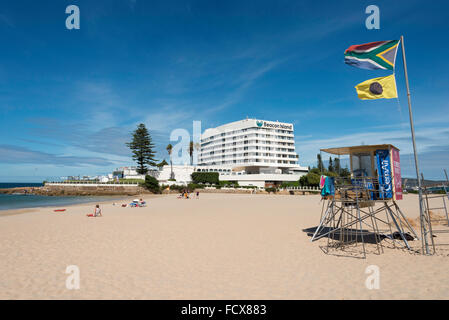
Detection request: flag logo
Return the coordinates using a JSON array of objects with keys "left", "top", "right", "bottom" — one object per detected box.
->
[
  {"left": 345, "top": 40, "right": 400, "bottom": 70},
  {"left": 369, "top": 82, "right": 383, "bottom": 95},
  {"left": 355, "top": 75, "right": 398, "bottom": 100}
]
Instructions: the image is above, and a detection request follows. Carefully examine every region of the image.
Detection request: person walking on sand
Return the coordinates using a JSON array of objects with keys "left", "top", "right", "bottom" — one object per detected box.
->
[{"left": 196, "top": 191, "right": 199, "bottom": 199}]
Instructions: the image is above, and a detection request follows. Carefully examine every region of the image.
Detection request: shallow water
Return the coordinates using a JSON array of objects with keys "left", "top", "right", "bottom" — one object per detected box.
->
[
  {"left": 0, "top": 194, "right": 121, "bottom": 211},
  {"left": 0, "top": 182, "right": 43, "bottom": 189}
]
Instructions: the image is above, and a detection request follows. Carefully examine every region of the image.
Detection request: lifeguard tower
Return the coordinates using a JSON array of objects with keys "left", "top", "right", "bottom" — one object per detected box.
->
[{"left": 309, "top": 144, "right": 419, "bottom": 258}]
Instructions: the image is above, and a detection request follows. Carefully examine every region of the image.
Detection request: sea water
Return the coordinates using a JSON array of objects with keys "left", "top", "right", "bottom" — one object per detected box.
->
[{"left": 0, "top": 183, "right": 121, "bottom": 211}]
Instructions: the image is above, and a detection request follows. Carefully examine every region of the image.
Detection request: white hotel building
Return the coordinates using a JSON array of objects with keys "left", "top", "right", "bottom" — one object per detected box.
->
[{"left": 196, "top": 119, "right": 308, "bottom": 188}]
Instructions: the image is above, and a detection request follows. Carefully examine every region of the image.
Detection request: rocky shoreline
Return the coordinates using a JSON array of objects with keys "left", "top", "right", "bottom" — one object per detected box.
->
[{"left": 0, "top": 186, "right": 317, "bottom": 197}]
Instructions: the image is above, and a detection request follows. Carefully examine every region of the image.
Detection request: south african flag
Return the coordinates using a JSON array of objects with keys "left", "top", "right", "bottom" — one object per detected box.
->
[{"left": 344, "top": 40, "right": 400, "bottom": 70}]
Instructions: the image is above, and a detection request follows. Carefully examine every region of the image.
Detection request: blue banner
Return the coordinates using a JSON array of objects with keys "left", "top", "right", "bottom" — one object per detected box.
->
[{"left": 376, "top": 150, "right": 393, "bottom": 199}]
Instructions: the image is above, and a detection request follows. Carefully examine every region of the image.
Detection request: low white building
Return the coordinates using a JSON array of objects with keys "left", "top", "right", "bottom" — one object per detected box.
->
[
  {"left": 112, "top": 166, "right": 145, "bottom": 180},
  {"left": 150, "top": 165, "right": 195, "bottom": 186},
  {"left": 149, "top": 164, "right": 307, "bottom": 188}
]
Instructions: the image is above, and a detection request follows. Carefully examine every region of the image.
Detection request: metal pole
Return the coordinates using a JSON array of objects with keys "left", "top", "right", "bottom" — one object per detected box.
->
[{"left": 400, "top": 35, "right": 428, "bottom": 254}]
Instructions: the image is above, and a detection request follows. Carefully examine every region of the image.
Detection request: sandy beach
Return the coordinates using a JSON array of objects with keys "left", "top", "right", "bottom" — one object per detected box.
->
[{"left": 1, "top": 193, "right": 448, "bottom": 300}]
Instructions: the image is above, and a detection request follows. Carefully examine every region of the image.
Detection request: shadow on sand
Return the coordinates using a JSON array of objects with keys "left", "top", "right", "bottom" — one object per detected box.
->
[{"left": 303, "top": 226, "right": 414, "bottom": 244}]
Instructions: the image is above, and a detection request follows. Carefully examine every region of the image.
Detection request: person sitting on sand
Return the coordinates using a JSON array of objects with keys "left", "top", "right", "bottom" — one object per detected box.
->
[
  {"left": 87, "top": 205, "right": 102, "bottom": 217},
  {"left": 94, "top": 204, "right": 102, "bottom": 217}
]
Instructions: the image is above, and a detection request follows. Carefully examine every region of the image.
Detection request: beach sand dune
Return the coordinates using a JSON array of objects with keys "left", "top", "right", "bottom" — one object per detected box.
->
[{"left": 0, "top": 193, "right": 448, "bottom": 300}]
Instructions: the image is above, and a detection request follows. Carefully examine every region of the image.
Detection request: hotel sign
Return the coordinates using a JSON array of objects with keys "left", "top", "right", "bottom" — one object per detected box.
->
[{"left": 255, "top": 120, "right": 293, "bottom": 130}]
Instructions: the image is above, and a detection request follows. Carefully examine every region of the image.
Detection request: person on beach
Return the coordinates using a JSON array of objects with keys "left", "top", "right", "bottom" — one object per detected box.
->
[
  {"left": 196, "top": 191, "right": 199, "bottom": 199},
  {"left": 94, "top": 204, "right": 102, "bottom": 217},
  {"left": 139, "top": 198, "right": 146, "bottom": 207}
]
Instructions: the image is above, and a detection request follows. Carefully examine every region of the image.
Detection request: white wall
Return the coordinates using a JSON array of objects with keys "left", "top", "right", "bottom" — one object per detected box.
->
[
  {"left": 123, "top": 175, "right": 145, "bottom": 180},
  {"left": 156, "top": 165, "right": 195, "bottom": 184},
  {"left": 152, "top": 165, "right": 307, "bottom": 187},
  {"left": 223, "top": 173, "right": 306, "bottom": 183},
  {"left": 237, "top": 180, "right": 265, "bottom": 188}
]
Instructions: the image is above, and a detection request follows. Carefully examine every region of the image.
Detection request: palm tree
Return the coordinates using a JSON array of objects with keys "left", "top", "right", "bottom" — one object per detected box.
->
[
  {"left": 194, "top": 142, "right": 201, "bottom": 166},
  {"left": 189, "top": 141, "right": 194, "bottom": 165},
  {"left": 166, "top": 144, "right": 174, "bottom": 180}
]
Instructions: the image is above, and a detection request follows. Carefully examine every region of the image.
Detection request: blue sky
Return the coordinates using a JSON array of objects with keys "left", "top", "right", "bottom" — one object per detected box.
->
[{"left": 0, "top": 0, "right": 448, "bottom": 182}]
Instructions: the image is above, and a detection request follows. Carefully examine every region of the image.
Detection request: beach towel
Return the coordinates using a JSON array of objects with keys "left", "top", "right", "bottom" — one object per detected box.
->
[
  {"left": 320, "top": 175, "right": 326, "bottom": 189},
  {"left": 321, "top": 177, "right": 335, "bottom": 197}
]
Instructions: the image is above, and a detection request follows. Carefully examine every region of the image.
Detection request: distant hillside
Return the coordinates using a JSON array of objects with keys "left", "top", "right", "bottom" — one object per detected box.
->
[{"left": 402, "top": 178, "right": 447, "bottom": 188}]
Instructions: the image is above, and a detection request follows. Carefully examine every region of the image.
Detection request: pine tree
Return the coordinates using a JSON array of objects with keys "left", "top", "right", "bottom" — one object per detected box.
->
[
  {"left": 334, "top": 157, "right": 341, "bottom": 174},
  {"left": 317, "top": 154, "right": 324, "bottom": 172},
  {"left": 126, "top": 123, "right": 157, "bottom": 175},
  {"left": 328, "top": 157, "right": 334, "bottom": 172}
]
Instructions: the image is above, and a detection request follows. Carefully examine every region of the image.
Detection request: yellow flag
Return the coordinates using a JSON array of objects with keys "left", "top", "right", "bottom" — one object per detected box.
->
[{"left": 355, "top": 74, "right": 398, "bottom": 100}]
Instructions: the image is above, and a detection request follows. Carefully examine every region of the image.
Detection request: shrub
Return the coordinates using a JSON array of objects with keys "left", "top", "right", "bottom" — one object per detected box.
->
[
  {"left": 299, "top": 175, "right": 308, "bottom": 187},
  {"left": 143, "top": 175, "right": 160, "bottom": 194},
  {"left": 187, "top": 183, "right": 204, "bottom": 191},
  {"left": 219, "top": 180, "right": 239, "bottom": 188},
  {"left": 119, "top": 178, "right": 145, "bottom": 184},
  {"left": 191, "top": 172, "right": 219, "bottom": 184},
  {"left": 298, "top": 172, "right": 321, "bottom": 187},
  {"left": 168, "top": 184, "right": 185, "bottom": 192},
  {"left": 306, "top": 172, "right": 320, "bottom": 187},
  {"left": 281, "top": 181, "right": 300, "bottom": 188},
  {"left": 265, "top": 187, "right": 277, "bottom": 193},
  {"left": 323, "top": 170, "right": 338, "bottom": 178}
]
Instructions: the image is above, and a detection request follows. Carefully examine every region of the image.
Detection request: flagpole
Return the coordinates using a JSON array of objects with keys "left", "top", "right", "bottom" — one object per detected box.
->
[{"left": 400, "top": 35, "right": 428, "bottom": 254}]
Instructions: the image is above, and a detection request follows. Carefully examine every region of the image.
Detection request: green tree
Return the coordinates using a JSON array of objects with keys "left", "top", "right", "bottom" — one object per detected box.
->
[
  {"left": 317, "top": 154, "right": 324, "bottom": 172},
  {"left": 157, "top": 159, "right": 168, "bottom": 169},
  {"left": 143, "top": 175, "right": 160, "bottom": 194},
  {"left": 334, "top": 157, "right": 341, "bottom": 174},
  {"left": 328, "top": 157, "right": 334, "bottom": 172},
  {"left": 307, "top": 172, "right": 321, "bottom": 187},
  {"left": 299, "top": 175, "right": 308, "bottom": 187},
  {"left": 325, "top": 170, "right": 338, "bottom": 177},
  {"left": 340, "top": 167, "right": 351, "bottom": 178},
  {"left": 191, "top": 172, "right": 219, "bottom": 184},
  {"left": 166, "top": 144, "right": 174, "bottom": 179},
  {"left": 126, "top": 123, "right": 157, "bottom": 174}
]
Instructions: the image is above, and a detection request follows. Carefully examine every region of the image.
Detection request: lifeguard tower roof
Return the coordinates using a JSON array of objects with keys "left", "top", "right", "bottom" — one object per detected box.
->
[{"left": 320, "top": 144, "right": 400, "bottom": 156}]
